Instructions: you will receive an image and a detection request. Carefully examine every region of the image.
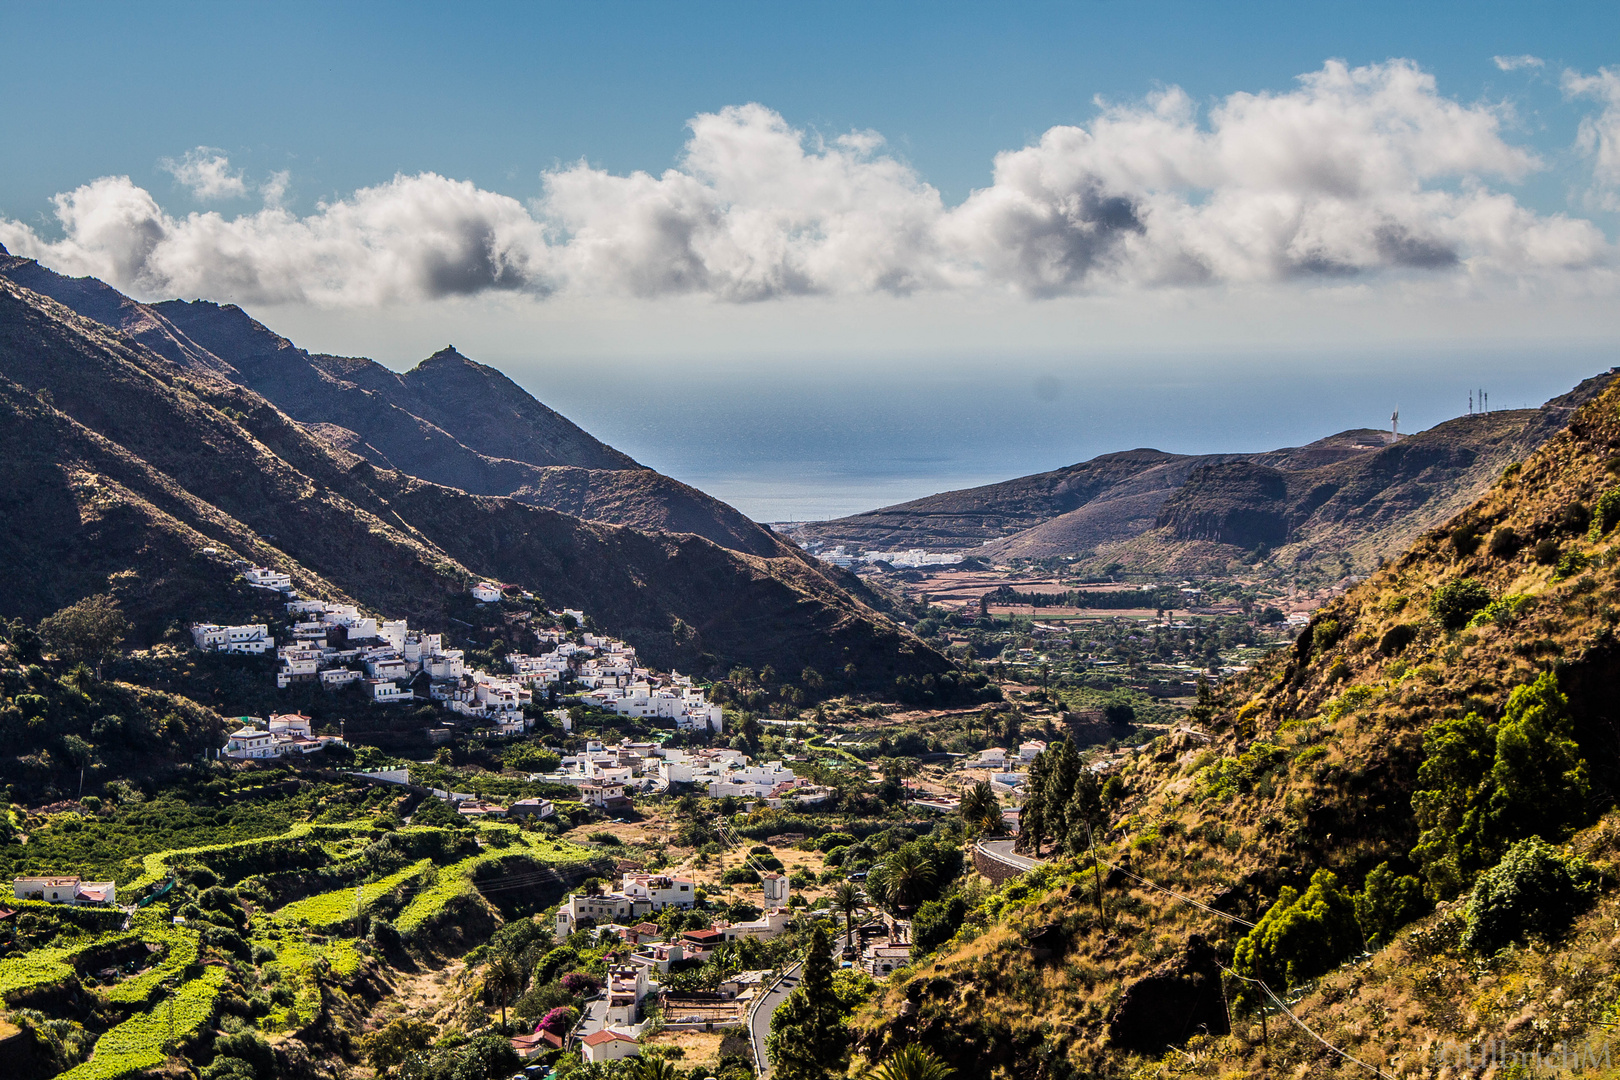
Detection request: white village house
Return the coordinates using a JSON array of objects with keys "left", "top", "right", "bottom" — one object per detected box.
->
[{"left": 13, "top": 875, "right": 116, "bottom": 906}]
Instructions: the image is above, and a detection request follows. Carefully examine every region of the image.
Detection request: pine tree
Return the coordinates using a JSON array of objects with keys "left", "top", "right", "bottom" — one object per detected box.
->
[
  {"left": 1043, "top": 737, "right": 1082, "bottom": 842},
  {"left": 1016, "top": 752, "right": 1049, "bottom": 855},
  {"left": 766, "top": 925, "right": 845, "bottom": 1080}
]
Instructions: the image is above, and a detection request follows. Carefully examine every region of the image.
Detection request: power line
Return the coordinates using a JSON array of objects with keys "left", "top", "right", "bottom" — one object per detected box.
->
[
  {"left": 1218, "top": 962, "right": 1395, "bottom": 1080},
  {"left": 1093, "top": 855, "right": 1255, "bottom": 929},
  {"left": 1089, "top": 853, "right": 1394, "bottom": 1079}
]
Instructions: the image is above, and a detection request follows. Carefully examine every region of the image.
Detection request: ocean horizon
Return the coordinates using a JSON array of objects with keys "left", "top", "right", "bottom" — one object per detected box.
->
[{"left": 516, "top": 346, "right": 1615, "bottom": 526}]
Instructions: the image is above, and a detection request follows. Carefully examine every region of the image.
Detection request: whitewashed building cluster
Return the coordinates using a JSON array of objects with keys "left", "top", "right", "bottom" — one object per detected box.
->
[
  {"left": 221, "top": 712, "right": 344, "bottom": 759},
  {"left": 511, "top": 628, "right": 724, "bottom": 734}
]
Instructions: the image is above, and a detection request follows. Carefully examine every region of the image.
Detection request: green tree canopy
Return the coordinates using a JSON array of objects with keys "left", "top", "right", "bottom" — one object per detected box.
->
[
  {"left": 1231, "top": 870, "right": 1360, "bottom": 1005},
  {"left": 959, "top": 780, "right": 1002, "bottom": 835},
  {"left": 1411, "top": 673, "right": 1590, "bottom": 899},
  {"left": 1462, "top": 837, "right": 1597, "bottom": 954},
  {"left": 1353, "top": 863, "right": 1428, "bottom": 949},
  {"left": 37, "top": 593, "right": 130, "bottom": 674},
  {"left": 766, "top": 924, "right": 846, "bottom": 1080}
]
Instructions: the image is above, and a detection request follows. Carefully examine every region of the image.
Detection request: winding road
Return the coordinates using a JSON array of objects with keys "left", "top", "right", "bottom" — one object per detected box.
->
[
  {"left": 748, "top": 927, "right": 857, "bottom": 1077},
  {"left": 977, "top": 838, "right": 1040, "bottom": 873}
]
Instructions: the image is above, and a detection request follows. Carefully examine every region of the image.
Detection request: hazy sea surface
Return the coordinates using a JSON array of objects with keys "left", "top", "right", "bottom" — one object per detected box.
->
[{"left": 523, "top": 347, "right": 1613, "bottom": 524}]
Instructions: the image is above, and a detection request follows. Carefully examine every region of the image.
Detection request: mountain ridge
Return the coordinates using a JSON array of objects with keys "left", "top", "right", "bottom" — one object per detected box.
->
[
  {"left": 0, "top": 272, "right": 948, "bottom": 692},
  {"left": 0, "top": 245, "right": 781, "bottom": 557},
  {"left": 796, "top": 388, "right": 1614, "bottom": 576},
  {"left": 853, "top": 360, "right": 1620, "bottom": 1079}
]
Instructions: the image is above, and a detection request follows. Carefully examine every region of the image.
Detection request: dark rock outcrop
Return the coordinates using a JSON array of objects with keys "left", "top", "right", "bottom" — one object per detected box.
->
[{"left": 1107, "top": 934, "right": 1230, "bottom": 1051}]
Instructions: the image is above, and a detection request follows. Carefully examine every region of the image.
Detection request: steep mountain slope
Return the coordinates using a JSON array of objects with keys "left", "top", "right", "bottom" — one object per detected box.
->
[
  {"left": 0, "top": 275, "right": 948, "bottom": 690},
  {"left": 800, "top": 389, "right": 1611, "bottom": 581},
  {"left": 0, "top": 246, "right": 781, "bottom": 556},
  {"left": 853, "top": 376, "right": 1620, "bottom": 1077},
  {"left": 795, "top": 433, "right": 1390, "bottom": 553}
]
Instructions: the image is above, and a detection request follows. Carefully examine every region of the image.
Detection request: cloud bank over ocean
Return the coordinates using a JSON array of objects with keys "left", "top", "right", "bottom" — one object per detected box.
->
[{"left": 3, "top": 60, "right": 1616, "bottom": 309}]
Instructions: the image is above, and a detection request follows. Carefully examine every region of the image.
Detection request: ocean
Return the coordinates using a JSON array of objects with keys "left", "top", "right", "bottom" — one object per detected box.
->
[{"left": 517, "top": 346, "right": 1615, "bottom": 524}]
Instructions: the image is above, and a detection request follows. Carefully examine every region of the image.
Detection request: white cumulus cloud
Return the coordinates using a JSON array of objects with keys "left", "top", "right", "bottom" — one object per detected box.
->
[
  {"left": 0, "top": 60, "right": 1611, "bottom": 307},
  {"left": 160, "top": 148, "right": 249, "bottom": 200},
  {"left": 1494, "top": 55, "right": 1545, "bottom": 72},
  {"left": 1565, "top": 66, "right": 1620, "bottom": 210}
]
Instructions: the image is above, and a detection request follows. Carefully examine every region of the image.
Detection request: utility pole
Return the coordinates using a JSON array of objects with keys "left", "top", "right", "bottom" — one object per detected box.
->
[{"left": 1084, "top": 819, "right": 1106, "bottom": 927}]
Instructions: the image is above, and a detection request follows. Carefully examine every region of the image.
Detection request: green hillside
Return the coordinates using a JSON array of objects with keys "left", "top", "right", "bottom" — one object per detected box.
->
[{"left": 851, "top": 374, "right": 1620, "bottom": 1076}]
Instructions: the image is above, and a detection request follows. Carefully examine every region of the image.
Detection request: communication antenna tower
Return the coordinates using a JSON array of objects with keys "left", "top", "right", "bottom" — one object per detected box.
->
[{"left": 1390, "top": 409, "right": 1400, "bottom": 444}]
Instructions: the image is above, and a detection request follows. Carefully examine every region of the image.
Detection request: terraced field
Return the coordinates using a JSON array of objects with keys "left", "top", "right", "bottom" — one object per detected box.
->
[
  {"left": 272, "top": 858, "right": 434, "bottom": 928},
  {"left": 62, "top": 968, "right": 227, "bottom": 1080}
]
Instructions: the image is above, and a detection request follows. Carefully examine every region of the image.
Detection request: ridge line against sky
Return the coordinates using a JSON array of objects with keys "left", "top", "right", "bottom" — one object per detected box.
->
[
  {"left": 5, "top": 3, "right": 1620, "bottom": 521},
  {"left": 3, "top": 58, "right": 1619, "bottom": 315}
]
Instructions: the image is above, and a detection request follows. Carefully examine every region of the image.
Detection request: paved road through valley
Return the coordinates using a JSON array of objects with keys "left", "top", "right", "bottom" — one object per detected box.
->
[
  {"left": 749, "top": 928, "right": 856, "bottom": 1077},
  {"left": 978, "top": 838, "right": 1040, "bottom": 872}
]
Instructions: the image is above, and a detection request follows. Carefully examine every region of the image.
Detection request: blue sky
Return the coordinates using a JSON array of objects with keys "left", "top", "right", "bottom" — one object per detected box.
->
[
  {"left": 3, "top": 1, "right": 1615, "bottom": 217},
  {"left": 3, "top": 2, "right": 1619, "bottom": 519}
]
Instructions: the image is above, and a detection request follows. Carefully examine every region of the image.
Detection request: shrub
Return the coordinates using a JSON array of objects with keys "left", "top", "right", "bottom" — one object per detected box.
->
[
  {"left": 1561, "top": 503, "right": 1593, "bottom": 534},
  {"left": 1592, "top": 489, "right": 1620, "bottom": 539},
  {"left": 1467, "top": 594, "right": 1532, "bottom": 630},
  {"left": 560, "top": 972, "right": 601, "bottom": 996},
  {"left": 1534, "top": 537, "right": 1562, "bottom": 565},
  {"left": 1311, "top": 619, "right": 1344, "bottom": 655},
  {"left": 1462, "top": 838, "right": 1596, "bottom": 953},
  {"left": 1353, "top": 863, "right": 1428, "bottom": 948},
  {"left": 1378, "top": 623, "right": 1419, "bottom": 656},
  {"left": 537, "top": 1005, "right": 577, "bottom": 1033},
  {"left": 1451, "top": 523, "right": 1482, "bottom": 557},
  {"left": 1429, "top": 579, "right": 1492, "bottom": 630},
  {"left": 816, "top": 832, "right": 856, "bottom": 852},
  {"left": 1231, "top": 870, "right": 1361, "bottom": 999},
  {"left": 204, "top": 1030, "right": 275, "bottom": 1080},
  {"left": 1488, "top": 527, "right": 1523, "bottom": 558},
  {"left": 1553, "top": 552, "right": 1590, "bottom": 581}
]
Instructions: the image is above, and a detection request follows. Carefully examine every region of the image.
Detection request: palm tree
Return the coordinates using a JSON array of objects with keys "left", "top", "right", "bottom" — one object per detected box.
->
[
  {"left": 869, "top": 845, "right": 936, "bottom": 914},
  {"left": 959, "top": 780, "right": 1002, "bottom": 836},
  {"left": 870, "top": 1045, "right": 954, "bottom": 1080},
  {"left": 483, "top": 955, "right": 520, "bottom": 1030},
  {"left": 832, "top": 881, "right": 863, "bottom": 945},
  {"left": 629, "top": 1057, "right": 680, "bottom": 1080}
]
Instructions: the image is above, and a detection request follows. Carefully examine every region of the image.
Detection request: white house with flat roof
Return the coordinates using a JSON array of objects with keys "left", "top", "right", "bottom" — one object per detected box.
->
[
  {"left": 224, "top": 725, "right": 277, "bottom": 759},
  {"left": 370, "top": 680, "right": 412, "bottom": 703},
  {"left": 243, "top": 567, "right": 292, "bottom": 590},
  {"left": 191, "top": 623, "right": 271, "bottom": 654},
  {"left": 13, "top": 876, "right": 116, "bottom": 906}
]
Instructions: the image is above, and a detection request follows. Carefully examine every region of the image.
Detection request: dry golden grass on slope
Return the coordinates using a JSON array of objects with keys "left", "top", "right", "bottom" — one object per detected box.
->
[{"left": 854, "top": 380, "right": 1620, "bottom": 1078}]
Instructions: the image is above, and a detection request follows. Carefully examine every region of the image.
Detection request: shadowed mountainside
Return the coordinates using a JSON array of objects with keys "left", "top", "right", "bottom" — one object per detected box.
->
[
  {"left": 793, "top": 432, "right": 1389, "bottom": 554},
  {"left": 0, "top": 247, "right": 781, "bottom": 557},
  {"left": 798, "top": 390, "right": 1614, "bottom": 577},
  {"left": 0, "top": 273, "right": 948, "bottom": 690}
]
